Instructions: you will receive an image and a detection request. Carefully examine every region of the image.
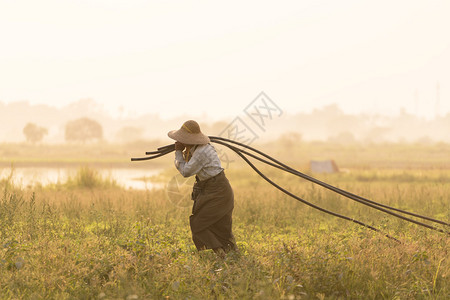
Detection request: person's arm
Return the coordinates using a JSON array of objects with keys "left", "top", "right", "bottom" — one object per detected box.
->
[{"left": 174, "top": 147, "right": 205, "bottom": 177}]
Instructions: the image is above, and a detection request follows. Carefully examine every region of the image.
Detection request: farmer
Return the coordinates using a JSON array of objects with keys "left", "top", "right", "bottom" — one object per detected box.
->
[{"left": 168, "top": 120, "right": 237, "bottom": 257}]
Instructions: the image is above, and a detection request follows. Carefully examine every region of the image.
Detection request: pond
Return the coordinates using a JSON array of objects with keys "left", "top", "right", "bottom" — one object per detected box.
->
[{"left": 0, "top": 166, "right": 164, "bottom": 190}]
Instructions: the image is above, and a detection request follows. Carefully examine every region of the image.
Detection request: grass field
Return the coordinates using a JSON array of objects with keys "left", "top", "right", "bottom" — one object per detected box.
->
[{"left": 0, "top": 142, "right": 449, "bottom": 299}]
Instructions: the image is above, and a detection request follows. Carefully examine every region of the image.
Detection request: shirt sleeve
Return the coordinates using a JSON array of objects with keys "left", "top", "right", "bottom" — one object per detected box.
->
[{"left": 174, "top": 149, "right": 206, "bottom": 178}]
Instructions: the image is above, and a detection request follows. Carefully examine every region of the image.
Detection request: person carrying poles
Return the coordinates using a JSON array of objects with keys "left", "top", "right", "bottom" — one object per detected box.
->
[{"left": 168, "top": 120, "right": 238, "bottom": 257}]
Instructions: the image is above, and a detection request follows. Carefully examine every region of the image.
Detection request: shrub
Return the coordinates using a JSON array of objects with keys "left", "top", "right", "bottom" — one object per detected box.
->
[{"left": 65, "top": 166, "right": 118, "bottom": 189}]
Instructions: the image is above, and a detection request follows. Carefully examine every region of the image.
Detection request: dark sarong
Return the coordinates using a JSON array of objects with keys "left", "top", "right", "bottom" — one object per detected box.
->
[{"left": 189, "top": 171, "right": 237, "bottom": 252}]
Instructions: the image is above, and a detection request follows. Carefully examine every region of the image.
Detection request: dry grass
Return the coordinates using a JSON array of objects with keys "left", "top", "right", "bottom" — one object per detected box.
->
[{"left": 0, "top": 143, "right": 449, "bottom": 299}]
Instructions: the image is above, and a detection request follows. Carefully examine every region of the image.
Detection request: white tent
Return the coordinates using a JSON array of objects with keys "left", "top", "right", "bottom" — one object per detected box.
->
[{"left": 310, "top": 160, "right": 339, "bottom": 173}]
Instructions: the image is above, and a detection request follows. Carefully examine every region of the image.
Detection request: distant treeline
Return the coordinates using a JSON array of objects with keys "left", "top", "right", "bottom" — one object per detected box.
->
[{"left": 1, "top": 100, "right": 449, "bottom": 144}]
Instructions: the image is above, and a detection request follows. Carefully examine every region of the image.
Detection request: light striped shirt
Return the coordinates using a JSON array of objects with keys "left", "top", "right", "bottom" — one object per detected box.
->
[{"left": 174, "top": 143, "right": 223, "bottom": 181}]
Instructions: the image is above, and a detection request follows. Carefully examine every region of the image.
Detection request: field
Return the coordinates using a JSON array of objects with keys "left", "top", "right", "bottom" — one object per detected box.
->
[{"left": 0, "top": 142, "right": 449, "bottom": 299}]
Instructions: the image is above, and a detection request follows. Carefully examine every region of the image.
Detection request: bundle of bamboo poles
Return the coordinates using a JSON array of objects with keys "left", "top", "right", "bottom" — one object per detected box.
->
[{"left": 131, "top": 136, "right": 450, "bottom": 243}]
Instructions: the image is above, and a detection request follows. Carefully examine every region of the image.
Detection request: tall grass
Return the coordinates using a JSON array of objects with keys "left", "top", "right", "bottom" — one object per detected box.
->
[
  {"left": 63, "top": 166, "right": 119, "bottom": 189},
  {"left": 0, "top": 165, "right": 448, "bottom": 299}
]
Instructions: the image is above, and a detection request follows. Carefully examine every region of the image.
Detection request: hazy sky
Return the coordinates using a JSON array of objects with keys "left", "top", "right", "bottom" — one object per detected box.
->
[{"left": 1, "top": 0, "right": 449, "bottom": 119}]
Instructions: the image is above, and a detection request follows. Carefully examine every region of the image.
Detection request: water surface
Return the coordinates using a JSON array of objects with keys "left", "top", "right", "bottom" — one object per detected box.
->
[{"left": 0, "top": 166, "right": 163, "bottom": 190}]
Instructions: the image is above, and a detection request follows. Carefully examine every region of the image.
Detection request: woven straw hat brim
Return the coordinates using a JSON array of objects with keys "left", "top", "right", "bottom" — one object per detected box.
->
[{"left": 168, "top": 129, "right": 210, "bottom": 145}]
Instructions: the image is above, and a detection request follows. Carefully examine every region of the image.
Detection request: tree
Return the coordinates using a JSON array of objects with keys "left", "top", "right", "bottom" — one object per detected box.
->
[
  {"left": 65, "top": 117, "right": 103, "bottom": 143},
  {"left": 23, "top": 123, "right": 48, "bottom": 143}
]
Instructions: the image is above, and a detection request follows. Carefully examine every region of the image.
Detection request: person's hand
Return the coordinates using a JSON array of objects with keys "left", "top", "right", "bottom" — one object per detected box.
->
[{"left": 175, "top": 141, "right": 185, "bottom": 151}]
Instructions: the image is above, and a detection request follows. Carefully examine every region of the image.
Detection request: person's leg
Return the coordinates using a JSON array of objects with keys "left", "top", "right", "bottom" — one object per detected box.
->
[
  {"left": 208, "top": 211, "right": 238, "bottom": 252},
  {"left": 192, "top": 228, "right": 222, "bottom": 250},
  {"left": 213, "top": 247, "right": 226, "bottom": 259}
]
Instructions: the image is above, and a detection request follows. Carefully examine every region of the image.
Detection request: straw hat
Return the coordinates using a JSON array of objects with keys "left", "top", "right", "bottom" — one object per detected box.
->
[{"left": 168, "top": 120, "right": 210, "bottom": 145}]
